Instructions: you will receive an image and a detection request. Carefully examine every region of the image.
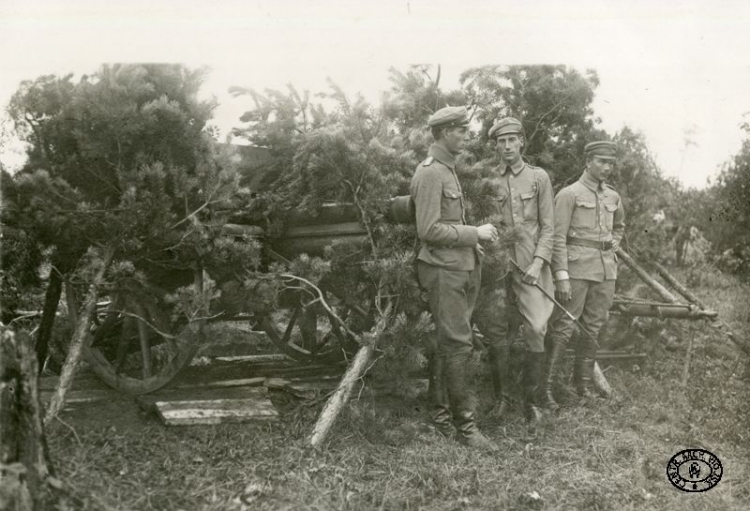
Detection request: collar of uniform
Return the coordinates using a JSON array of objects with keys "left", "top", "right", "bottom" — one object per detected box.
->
[
  {"left": 498, "top": 158, "right": 525, "bottom": 176},
  {"left": 428, "top": 143, "right": 457, "bottom": 169},
  {"left": 580, "top": 171, "right": 605, "bottom": 193}
]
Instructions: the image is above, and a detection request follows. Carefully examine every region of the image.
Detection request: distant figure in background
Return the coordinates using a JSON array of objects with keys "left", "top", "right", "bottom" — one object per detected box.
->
[
  {"left": 674, "top": 223, "right": 692, "bottom": 266},
  {"left": 411, "top": 106, "right": 498, "bottom": 451},
  {"left": 546, "top": 141, "right": 625, "bottom": 407}
]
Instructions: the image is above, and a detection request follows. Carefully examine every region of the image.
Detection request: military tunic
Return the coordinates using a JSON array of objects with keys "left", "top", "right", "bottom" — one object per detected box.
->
[
  {"left": 548, "top": 171, "right": 626, "bottom": 354},
  {"left": 551, "top": 172, "right": 624, "bottom": 282},
  {"left": 475, "top": 159, "right": 555, "bottom": 353},
  {"left": 411, "top": 143, "right": 481, "bottom": 358}
]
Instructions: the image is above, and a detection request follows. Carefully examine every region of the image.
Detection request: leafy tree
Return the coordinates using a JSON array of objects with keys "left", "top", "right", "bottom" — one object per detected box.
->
[
  {"left": 230, "top": 81, "right": 434, "bottom": 391},
  {"left": 460, "top": 65, "right": 602, "bottom": 184},
  {"left": 3, "top": 64, "right": 252, "bottom": 369},
  {"left": 703, "top": 127, "right": 750, "bottom": 280}
]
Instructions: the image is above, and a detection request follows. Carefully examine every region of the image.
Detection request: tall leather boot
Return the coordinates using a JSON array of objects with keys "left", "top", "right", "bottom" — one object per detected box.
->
[
  {"left": 487, "top": 345, "right": 512, "bottom": 419},
  {"left": 524, "top": 352, "right": 544, "bottom": 426},
  {"left": 428, "top": 353, "right": 455, "bottom": 438},
  {"left": 542, "top": 342, "right": 566, "bottom": 411},
  {"left": 573, "top": 355, "right": 596, "bottom": 398},
  {"left": 444, "top": 353, "right": 497, "bottom": 451}
]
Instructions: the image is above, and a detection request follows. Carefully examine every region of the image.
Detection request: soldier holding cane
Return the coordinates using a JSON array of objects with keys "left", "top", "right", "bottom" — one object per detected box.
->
[{"left": 474, "top": 117, "right": 555, "bottom": 427}]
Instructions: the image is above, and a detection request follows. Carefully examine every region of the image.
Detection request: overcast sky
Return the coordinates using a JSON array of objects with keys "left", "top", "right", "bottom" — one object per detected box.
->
[{"left": 2, "top": 0, "right": 749, "bottom": 189}]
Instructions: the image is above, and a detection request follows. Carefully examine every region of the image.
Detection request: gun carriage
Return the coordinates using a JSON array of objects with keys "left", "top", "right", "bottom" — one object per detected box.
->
[{"left": 82, "top": 197, "right": 718, "bottom": 395}]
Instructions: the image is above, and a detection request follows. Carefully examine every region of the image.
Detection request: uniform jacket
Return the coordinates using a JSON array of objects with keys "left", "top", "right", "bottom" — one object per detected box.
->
[
  {"left": 410, "top": 143, "right": 479, "bottom": 271},
  {"left": 488, "top": 160, "right": 555, "bottom": 270},
  {"left": 552, "top": 171, "right": 625, "bottom": 282}
]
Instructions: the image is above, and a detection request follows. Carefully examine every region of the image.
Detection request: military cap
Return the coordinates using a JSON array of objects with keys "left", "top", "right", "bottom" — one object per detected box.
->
[
  {"left": 488, "top": 117, "right": 523, "bottom": 139},
  {"left": 427, "top": 106, "right": 470, "bottom": 128},
  {"left": 584, "top": 141, "right": 617, "bottom": 159}
]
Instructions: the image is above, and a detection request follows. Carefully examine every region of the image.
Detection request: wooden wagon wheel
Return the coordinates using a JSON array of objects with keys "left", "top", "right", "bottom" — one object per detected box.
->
[
  {"left": 83, "top": 274, "right": 204, "bottom": 395},
  {"left": 257, "top": 289, "right": 364, "bottom": 364}
]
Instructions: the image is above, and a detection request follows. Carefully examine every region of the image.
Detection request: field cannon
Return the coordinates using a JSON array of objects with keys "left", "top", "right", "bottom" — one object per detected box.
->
[
  {"left": 82, "top": 195, "right": 718, "bottom": 395},
  {"left": 83, "top": 198, "right": 415, "bottom": 394}
]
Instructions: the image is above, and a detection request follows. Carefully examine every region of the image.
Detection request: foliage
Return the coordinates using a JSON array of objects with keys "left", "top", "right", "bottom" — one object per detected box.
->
[
  {"left": 230, "top": 80, "right": 436, "bottom": 388},
  {"left": 460, "top": 64, "right": 602, "bottom": 182},
  {"left": 227, "top": 64, "right": 702, "bottom": 390},
  {"left": 702, "top": 129, "right": 750, "bottom": 280},
  {"left": 2, "top": 64, "right": 254, "bottom": 322}
]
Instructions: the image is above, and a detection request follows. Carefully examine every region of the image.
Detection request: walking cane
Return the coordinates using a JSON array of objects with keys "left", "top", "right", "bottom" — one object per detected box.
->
[{"left": 509, "top": 259, "right": 600, "bottom": 349}]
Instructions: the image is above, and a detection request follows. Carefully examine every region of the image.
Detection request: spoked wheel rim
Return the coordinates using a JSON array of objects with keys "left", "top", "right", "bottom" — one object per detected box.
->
[
  {"left": 258, "top": 291, "right": 363, "bottom": 364},
  {"left": 84, "top": 282, "right": 202, "bottom": 395}
]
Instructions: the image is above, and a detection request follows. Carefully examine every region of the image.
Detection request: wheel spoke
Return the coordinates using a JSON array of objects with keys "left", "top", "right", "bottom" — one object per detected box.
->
[
  {"left": 115, "top": 315, "right": 132, "bottom": 374},
  {"left": 136, "top": 304, "right": 153, "bottom": 379},
  {"left": 283, "top": 305, "right": 302, "bottom": 346}
]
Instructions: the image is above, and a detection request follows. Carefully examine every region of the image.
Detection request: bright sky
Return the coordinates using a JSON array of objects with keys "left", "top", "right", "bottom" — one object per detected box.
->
[{"left": 2, "top": 0, "right": 749, "bottom": 189}]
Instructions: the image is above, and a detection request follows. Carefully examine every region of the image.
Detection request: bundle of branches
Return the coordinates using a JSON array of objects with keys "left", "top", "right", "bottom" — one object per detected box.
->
[{"left": 230, "top": 83, "right": 519, "bottom": 401}]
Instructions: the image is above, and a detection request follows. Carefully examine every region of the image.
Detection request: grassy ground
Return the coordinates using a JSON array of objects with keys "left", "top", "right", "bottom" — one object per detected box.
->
[{"left": 46, "top": 263, "right": 750, "bottom": 511}]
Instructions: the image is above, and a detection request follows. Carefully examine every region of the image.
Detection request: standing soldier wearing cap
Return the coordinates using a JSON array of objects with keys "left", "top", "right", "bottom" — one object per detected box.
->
[
  {"left": 545, "top": 141, "right": 625, "bottom": 407},
  {"left": 476, "top": 117, "right": 555, "bottom": 426},
  {"left": 411, "top": 106, "right": 499, "bottom": 450}
]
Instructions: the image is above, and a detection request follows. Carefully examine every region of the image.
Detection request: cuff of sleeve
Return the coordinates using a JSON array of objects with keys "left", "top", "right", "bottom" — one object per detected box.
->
[
  {"left": 554, "top": 270, "right": 570, "bottom": 281},
  {"left": 533, "top": 253, "right": 550, "bottom": 264},
  {"left": 454, "top": 225, "right": 479, "bottom": 247}
]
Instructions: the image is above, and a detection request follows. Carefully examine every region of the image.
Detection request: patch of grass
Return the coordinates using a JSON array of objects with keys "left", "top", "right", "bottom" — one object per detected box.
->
[{"left": 46, "top": 263, "right": 750, "bottom": 510}]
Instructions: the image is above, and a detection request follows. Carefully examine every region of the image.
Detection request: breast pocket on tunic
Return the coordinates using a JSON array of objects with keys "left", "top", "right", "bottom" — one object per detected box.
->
[
  {"left": 520, "top": 188, "right": 539, "bottom": 223},
  {"left": 572, "top": 199, "right": 596, "bottom": 229},
  {"left": 441, "top": 188, "right": 463, "bottom": 222},
  {"left": 604, "top": 201, "right": 618, "bottom": 231}
]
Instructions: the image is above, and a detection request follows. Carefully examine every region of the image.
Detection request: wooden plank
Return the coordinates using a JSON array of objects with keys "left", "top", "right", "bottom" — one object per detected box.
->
[
  {"left": 213, "top": 354, "right": 290, "bottom": 363},
  {"left": 284, "top": 221, "right": 366, "bottom": 238},
  {"left": 136, "top": 385, "right": 268, "bottom": 413},
  {"left": 173, "top": 377, "right": 267, "bottom": 389},
  {"left": 264, "top": 377, "right": 291, "bottom": 390},
  {"left": 155, "top": 397, "right": 278, "bottom": 425}
]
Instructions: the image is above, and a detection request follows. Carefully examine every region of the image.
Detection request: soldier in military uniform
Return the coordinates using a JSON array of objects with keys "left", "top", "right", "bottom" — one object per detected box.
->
[
  {"left": 545, "top": 141, "right": 625, "bottom": 407},
  {"left": 411, "top": 106, "right": 498, "bottom": 450},
  {"left": 475, "top": 117, "right": 555, "bottom": 426}
]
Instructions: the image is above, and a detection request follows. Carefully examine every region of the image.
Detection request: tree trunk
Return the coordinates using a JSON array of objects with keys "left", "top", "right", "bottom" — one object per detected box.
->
[
  {"left": 35, "top": 268, "right": 63, "bottom": 369},
  {"left": 308, "top": 344, "right": 375, "bottom": 448},
  {"left": 592, "top": 361, "right": 612, "bottom": 397},
  {"left": 308, "top": 305, "right": 391, "bottom": 448},
  {"left": 0, "top": 327, "right": 60, "bottom": 511},
  {"left": 44, "top": 247, "right": 114, "bottom": 426}
]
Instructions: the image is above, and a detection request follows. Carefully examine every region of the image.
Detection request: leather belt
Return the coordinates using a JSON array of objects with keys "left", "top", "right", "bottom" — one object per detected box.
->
[{"left": 567, "top": 237, "right": 613, "bottom": 251}]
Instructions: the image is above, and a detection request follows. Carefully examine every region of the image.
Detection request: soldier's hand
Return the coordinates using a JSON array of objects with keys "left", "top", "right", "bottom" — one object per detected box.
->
[
  {"left": 477, "top": 223, "right": 498, "bottom": 242},
  {"left": 555, "top": 279, "right": 572, "bottom": 303},
  {"left": 522, "top": 258, "right": 543, "bottom": 285}
]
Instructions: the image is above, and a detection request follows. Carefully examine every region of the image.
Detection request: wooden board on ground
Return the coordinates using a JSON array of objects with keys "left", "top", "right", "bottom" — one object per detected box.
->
[
  {"left": 155, "top": 397, "right": 279, "bottom": 425},
  {"left": 135, "top": 385, "right": 269, "bottom": 413},
  {"left": 213, "top": 354, "right": 290, "bottom": 363},
  {"left": 174, "top": 358, "right": 346, "bottom": 385},
  {"left": 173, "top": 377, "right": 267, "bottom": 389}
]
